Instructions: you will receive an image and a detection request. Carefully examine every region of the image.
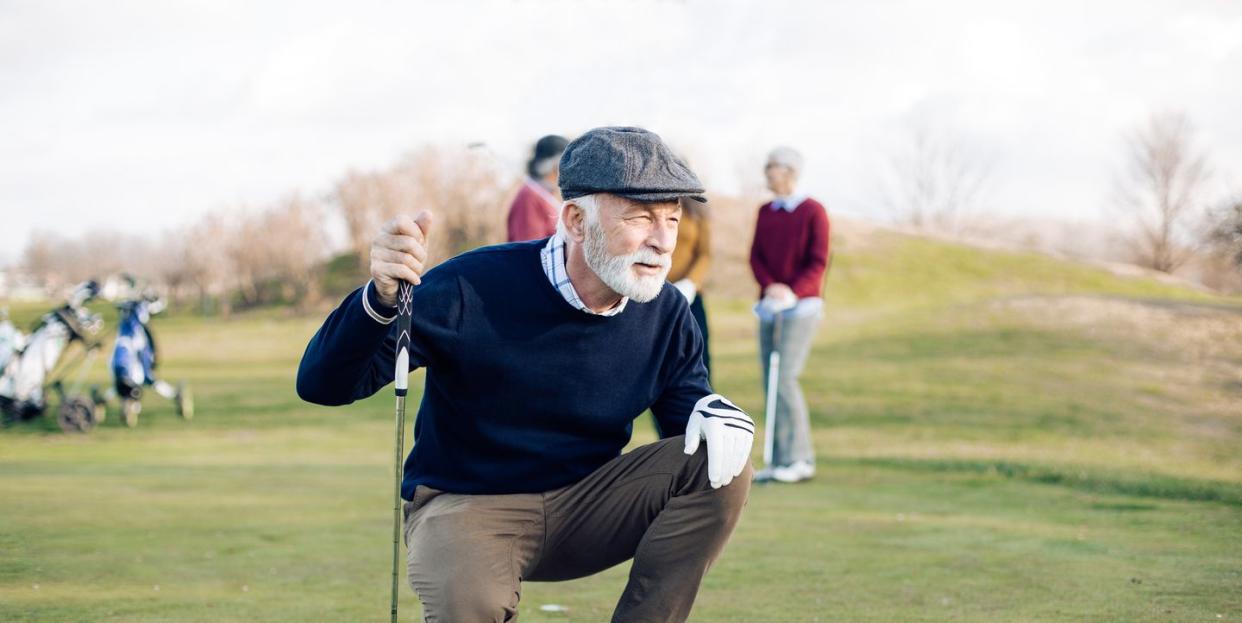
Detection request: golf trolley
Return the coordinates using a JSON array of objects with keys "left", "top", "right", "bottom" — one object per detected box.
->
[
  {"left": 97, "top": 286, "right": 193, "bottom": 427},
  {"left": 0, "top": 281, "right": 109, "bottom": 432},
  {"left": 0, "top": 308, "right": 23, "bottom": 378}
]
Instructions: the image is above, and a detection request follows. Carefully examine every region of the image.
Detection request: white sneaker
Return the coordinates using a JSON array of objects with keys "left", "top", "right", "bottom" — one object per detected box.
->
[{"left": 771, "top": 461, "right": 815, "bottom": 483}]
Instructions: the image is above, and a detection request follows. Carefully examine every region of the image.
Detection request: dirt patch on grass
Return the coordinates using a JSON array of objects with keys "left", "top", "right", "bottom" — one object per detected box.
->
[
  {"left": 997, "top": 296, "right": 1242, "bottom": 364},
  {"left": 996, "top": 296, "right": 1242, "bottom": 424}
]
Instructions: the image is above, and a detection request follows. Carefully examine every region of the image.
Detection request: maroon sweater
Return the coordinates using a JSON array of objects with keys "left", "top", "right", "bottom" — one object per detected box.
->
[
  {"left": 506, "top": 180, "right": 559, "bottom": 242},
  {"left": 748, "top": 198, "right": 831, "bottom": 299}
]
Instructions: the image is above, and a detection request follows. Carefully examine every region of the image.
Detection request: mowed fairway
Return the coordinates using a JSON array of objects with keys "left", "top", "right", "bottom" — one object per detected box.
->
[{"left": 2, "top": 231, "right": 1241, "bottom": 622}]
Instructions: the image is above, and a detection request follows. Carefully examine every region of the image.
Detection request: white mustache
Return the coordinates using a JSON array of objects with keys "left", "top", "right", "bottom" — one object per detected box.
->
[{"left": 625, "top": 249, "right": 671, "bottom": 268}]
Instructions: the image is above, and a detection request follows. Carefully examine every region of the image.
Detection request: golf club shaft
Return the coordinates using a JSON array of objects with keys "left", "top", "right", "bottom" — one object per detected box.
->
[
  {"left": 391, "top": 281, "right": 413, "bottom": 623},
  {"left": 763, "top": 312, "right": 783, "bottom": 467}
]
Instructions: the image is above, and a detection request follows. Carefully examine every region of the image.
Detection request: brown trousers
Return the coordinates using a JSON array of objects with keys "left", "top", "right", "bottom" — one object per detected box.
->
[{"left": 402, "top": 436, "right": 753, "bottom": 622}]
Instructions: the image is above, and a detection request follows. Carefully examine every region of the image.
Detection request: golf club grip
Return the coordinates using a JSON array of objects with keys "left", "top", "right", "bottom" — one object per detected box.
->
[{"left": 394, "top": 281, "right": 414, "bottom": 397}]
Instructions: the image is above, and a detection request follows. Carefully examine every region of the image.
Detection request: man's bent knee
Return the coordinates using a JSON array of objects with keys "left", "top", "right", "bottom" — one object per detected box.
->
[
  {"left": 410, "top": 565, "right": 518, "bottom": 623},
  {"left": 407, "top": 509, "right": 524, "bottom": 622},
  {"left": 432, "top": 583, "right": 518, "bottom": 623},
  {"left": 649, "top": 436, "right": 754, "bottom": 512},
  {"left": 718, "top": 460, "right": 753, "bottom": 512}
]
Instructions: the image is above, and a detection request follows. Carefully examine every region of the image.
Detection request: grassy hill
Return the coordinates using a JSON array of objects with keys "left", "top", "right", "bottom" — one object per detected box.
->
[{"left": 2, "top": 226, "right": 1239, "bottom": 621}]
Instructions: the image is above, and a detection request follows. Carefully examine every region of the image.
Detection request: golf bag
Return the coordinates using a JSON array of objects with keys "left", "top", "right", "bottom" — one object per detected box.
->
[
  {"left": 0, "top": 281, "right": 106, "bottom": 431},
  {"left": 108, "top": 292, "right": 192, "bottom": 427},
  {"left": 0, "top": 308, "right": 24, "bottom": 375}
]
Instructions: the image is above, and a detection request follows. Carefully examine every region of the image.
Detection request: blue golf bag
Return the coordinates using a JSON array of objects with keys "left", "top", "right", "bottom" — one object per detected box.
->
[
  {"left": 108, "top": 294, "right": 192, "bottom": 427},
  {"left": 112, "top": 298, "right": 159, "bottom": 399}
]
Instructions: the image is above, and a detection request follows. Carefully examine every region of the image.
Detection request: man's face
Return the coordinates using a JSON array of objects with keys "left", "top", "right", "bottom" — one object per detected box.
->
[
  {"left": 764, "top": 162, "right": 795, "bottom": 193},
  {"left": 582, "top": 194, "right": 681, "bottom": 303}
]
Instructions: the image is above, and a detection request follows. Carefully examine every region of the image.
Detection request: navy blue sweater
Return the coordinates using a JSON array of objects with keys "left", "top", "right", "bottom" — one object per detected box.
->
[{"left": 296, "top": 240, "right": 711, "bottom": 497}]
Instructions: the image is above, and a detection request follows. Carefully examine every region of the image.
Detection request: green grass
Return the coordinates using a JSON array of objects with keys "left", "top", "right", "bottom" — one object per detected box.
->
[{"left": 2, "top": 233, "right": 1240, "bottom": 621}]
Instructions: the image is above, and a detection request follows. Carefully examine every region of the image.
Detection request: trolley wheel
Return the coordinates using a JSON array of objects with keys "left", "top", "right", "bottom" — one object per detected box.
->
[
  {"left": 121, "top": 399, "right": 141, "bottom": 428},
  {"left": 176, "top": 382, "right": 193, "bottom": 421},
  {"left": 57, "top": 397, "right": 98, "bottom": 433}
]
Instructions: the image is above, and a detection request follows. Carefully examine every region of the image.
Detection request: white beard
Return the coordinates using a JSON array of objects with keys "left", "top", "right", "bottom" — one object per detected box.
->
[{"left": 583, "top": 219, "right": 670, "bottom": 303}]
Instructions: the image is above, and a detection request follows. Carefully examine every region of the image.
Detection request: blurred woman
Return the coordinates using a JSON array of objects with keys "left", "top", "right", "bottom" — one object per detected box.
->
[
  {"left": 669, "top": 199, "right": 713, "bottom": 380},
  {"left": 750, "top": 146, "right": 830, "bottom": 484}
]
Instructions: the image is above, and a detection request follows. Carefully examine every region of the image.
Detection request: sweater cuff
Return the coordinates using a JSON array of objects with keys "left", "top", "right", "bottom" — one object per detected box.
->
[{"left": 362, "top": 280, "right": 398, "bottom": 325}]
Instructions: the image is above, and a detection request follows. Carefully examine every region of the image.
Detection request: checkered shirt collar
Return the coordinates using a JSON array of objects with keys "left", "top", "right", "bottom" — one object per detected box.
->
[{"left": 540, "top": 233, "right": 628, "bottom": 317}]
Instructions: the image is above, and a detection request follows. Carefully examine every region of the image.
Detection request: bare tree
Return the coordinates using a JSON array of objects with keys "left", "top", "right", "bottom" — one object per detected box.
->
[
  {"left": 17, "top": 142, "right": 514, "bottom": 312},
  {"left": 21, "top": 228, "right": 158, "bottom": 292},
  {"left": 335, "top": 168, "right": 415, "bottom": 270},
  {"left": 1114, "top": 112, "right": 1211, "bottom": 273},
  {"left": 20, "top": 231, "right": 63, "bottom": 290},
  {"left": 151, "top": 235, "right": 195, "bottom": 307},
  {"left": 334, "top": 145, "right": 514, "bottom": 269},
  {"left": 880, "top": 122, "right": 992, "bottom": 233},
  {"left": 177, "top": 211, "right": 236, "bottom": 315},
  {"left": 218, "top": 194, "right": 330, "bottom": 309},
  {"left": 1207, "top": 195, "right": 1242, "bottom": 271},
  {"left": 257, "top": 194, "right": 330, "bottom": 306},
  {"left": 402, "top": 146, "right": 513, "bottom": 260}
]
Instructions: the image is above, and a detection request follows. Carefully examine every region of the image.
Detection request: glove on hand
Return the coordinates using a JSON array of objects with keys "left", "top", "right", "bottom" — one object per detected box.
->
[
  {"left": 759, "top": 294, "right": 796, "bottom": 315},
  {"left": 683, "top": 393, "right": 755, "bottom": 488}
]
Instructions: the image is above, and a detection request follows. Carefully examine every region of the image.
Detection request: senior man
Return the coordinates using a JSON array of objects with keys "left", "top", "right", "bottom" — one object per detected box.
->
[{"left": 297, "top": 127, "right": 753, "bottom": 622}]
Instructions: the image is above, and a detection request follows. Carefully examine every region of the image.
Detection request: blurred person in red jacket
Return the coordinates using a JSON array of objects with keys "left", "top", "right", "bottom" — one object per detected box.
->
[
  {"left": 749, "top": 146, "right": 830, "bottom": 484},
  {"left": 507, "top": 134, "right": 569, "bottom": 242}
]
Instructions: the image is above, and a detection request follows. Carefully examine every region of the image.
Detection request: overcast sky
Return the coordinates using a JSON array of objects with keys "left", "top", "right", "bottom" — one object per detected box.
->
[{"left": 2, "top": 0, "right": 1240, "bottom": 266}]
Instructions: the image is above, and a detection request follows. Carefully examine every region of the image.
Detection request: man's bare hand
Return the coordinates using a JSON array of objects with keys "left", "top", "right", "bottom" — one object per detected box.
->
[
  {"left": 370, "top": 211, "right": 434, "bottom": 307},
  {"left": 763, "top": 283, "right": 795, "bottom": 303}
]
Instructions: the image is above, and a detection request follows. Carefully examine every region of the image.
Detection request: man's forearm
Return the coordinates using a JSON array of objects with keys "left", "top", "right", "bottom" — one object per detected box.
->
[{"left": 296, "top": 283, "right": 398, "bottom": 406}]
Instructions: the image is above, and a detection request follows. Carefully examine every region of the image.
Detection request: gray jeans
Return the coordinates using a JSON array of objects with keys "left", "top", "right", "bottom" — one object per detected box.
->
[{"left": 758, "top": 311, "right": 821, "bottom": 466}]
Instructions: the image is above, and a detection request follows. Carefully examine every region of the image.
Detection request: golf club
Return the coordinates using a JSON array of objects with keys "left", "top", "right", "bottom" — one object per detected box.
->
[
  {"left": 763, "top": 310, "right": 784, "bottom": 469},
  {"left": 390, "top": 281, "right": 414, "bottom": 623}
]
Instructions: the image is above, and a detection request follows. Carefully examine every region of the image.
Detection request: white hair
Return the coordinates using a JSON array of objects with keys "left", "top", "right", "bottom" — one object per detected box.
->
[
  {"left": 556, "top": 194, "right": 599, "bottom": 239},
  {"left": 533, "top": 155, "right": 558, "bottom": 177},
  {"left": 766, "top": 146, "right": 804, "bottom": 173}
]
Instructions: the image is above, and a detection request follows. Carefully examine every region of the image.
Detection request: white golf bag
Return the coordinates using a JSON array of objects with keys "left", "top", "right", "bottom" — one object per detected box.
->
[
  {"left": 0, "top": 281, "right": 106, "bottom": 431},
  {"left": 0, "top": 309, "right": 25, "bottom": 375}
]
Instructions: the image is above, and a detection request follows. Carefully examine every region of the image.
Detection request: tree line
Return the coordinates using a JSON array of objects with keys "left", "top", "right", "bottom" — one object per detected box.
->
[{"left": 15, "top": 112, "right": 1242, "bottom": 311}]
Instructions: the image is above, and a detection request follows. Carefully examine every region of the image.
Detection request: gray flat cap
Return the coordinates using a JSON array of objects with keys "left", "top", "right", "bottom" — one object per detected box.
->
[{"left": 559, "top": 126, "right": 706, "bottom": 203}]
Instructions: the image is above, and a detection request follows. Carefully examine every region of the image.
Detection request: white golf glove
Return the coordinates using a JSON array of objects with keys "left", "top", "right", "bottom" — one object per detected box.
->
[
  {"left": 673, "top": 278, "right": 697, "bottom": 305},
  {"left": 759, "top": 293, "right": 796, "bottom": 315},
  {"left": 683, "top": 393, "right": 755, "bottom": 488}
]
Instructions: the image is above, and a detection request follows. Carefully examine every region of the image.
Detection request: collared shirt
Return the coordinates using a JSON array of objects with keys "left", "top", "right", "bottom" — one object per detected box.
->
[
  {"left": 771, "top": 191, "right": 807, "bottom": 212},
  {"left": 540, "top": 233, "right": 628, "bottom": 316}
]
